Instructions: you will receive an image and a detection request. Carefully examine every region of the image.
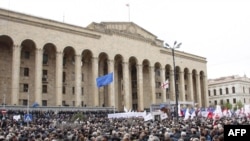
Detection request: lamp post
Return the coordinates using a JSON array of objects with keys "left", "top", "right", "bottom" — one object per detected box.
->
[
  {"left": 164, "top": 41, "right": 182, "bottom": 123},
  {"left": 27, "top": 88, "right": 30, "bottom": 126},
  {"left": 27, "top": 88, "right": 29, "bottom": 115}
]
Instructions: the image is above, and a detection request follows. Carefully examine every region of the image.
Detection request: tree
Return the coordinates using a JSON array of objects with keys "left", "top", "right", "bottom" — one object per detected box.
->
[
  {"left": 234, "top": 100, "right": 243, "bottom": 110},
  {"left": 223, "top": 102, "right": 232, "bottom": 110}
]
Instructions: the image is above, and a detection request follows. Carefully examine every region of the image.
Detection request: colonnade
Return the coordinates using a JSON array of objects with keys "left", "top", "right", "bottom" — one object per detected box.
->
[{"left": 7, "top": 45, "right": 208, "bottom": 111}]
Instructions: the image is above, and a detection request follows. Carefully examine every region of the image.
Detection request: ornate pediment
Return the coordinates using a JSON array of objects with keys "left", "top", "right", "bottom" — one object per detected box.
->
[{"left": 86, "top": 22, "right": 163, "bottom": 46}]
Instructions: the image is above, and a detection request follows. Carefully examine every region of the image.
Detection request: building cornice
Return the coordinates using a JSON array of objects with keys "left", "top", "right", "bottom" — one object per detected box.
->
[
  {"left": 0, "top": 8, "right": 101, "bottom": 39},
  {"left": 86, "top": 22, "right": 164, "bottom": 47},
  {"left": 208, "top": 75, "right": 250, "bottom": 86},
  {"left": 160, "top": 49, "right": 207, "bottom": 63}
]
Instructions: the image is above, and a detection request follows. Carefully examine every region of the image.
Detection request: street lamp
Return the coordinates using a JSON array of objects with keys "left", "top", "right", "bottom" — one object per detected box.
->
[
  {"left": 164, "top": 41, "right": 182, "bottom": 123},
  {"left": 26, "top": 88, "right": 30, "bottom": 126},
  {"left": 27, "top": 88, "right": 29, "bottom": 115}
]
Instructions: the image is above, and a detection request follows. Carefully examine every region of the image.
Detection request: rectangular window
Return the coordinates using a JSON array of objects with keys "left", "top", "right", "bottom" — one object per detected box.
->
[
  {"left": 23, "top": 84, "right": 29, "bottom": 92},
  {"left": 43, "top": 53, "right": 48, "bottom": 65},
  {"left": 155, "top": 82, "right": 161, "bottom": 88},
  {"left": 24, "top": 51, "right": 30, "bottom": 59},
  {"left": 42, "top": 85, "right": 47, "bottom": 93},
  {"left": 42, "top": 70, "right": 48, "bottom": 82},
  {"left": 24, "top": 68, "right": 29, "bottom": 76},
  {"left": 42, "top": 100, "right": 47, "bottom": 106},
  {"left": 132, "top": 104, "right": 138, "bottom": 111},
  {"left": 220, "top": 100, "right": 223, "bottom": 105},
  {"left": 175, "top": 74, "right": 179, "bottom": 80},
  {"left": 184, "top": 74, "right": 187, "bottom": 80},
  {"left": 166, "top": 93, "right": 169, "bottom": 99},
  {"left": 63, "top": 57, "right": 66, "bottom": 66},
  {"left": 156, "top": 93, "right": 161, "bottom": 99},
  {"left": 63, "top": 86, "right": 66, "bottom": 94},
  {"left": 72, "top": 87, "right": 75, "bottom": 94},
  {"left": 81, "top": 87, "right": 84, "bottom": 95},
  {"left": 82, "top": 73, "right": 84, "bottom": 82},
  {"left": 23, "top": 99, "right": 28, "bottom": 106},
  {"left": 227, "top": 99, "right": 229, "bottom": 103},
  {"left": 132, "top": 80, "right": 137, "bottom": 88},
  {"left": 63, "top": 72, "right": 66, "bottom": 82},
  {"left": 62, "top": 101, "right": 66, "bottom": 106},
  {"left": 132, "top": 92, "right": 137, "bottom": 99},
  {"left": 233, "top": 98, "right": 236, "bottom": 104}
]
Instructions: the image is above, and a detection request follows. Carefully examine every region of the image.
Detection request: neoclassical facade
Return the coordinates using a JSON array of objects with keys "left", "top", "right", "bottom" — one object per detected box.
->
[
  {"left": 208, "top": 75, "right": 250, "bottom": 107},
  {"left": 0, "top": 8, "right": 208, "bottom": 111}
]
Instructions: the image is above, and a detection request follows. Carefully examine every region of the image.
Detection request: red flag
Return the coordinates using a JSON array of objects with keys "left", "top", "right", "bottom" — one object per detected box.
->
[{"left": 207, "top": 111, "right": 213, "bottom": 119}]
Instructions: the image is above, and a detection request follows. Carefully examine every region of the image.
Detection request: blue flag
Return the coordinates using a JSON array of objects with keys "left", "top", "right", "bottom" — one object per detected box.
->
[
  {"left": 96, "top": 72, "right": 113, "bottom": 88},
  {"left": 32, "top": 102, "right": 39, "bottom": 108}
]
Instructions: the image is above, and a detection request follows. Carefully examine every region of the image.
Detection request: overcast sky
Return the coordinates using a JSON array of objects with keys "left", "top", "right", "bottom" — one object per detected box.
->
[{"left": 1, "top": 0, "right": 250, "bottom": 79}]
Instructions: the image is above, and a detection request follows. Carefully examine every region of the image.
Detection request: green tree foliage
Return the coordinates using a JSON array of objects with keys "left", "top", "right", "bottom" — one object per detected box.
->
[
  {"left": 223, "top": 102, "right": 232, "bottom": 109},
  {"left": 233, "top": 100, "right": 243, "bottom": 110}
]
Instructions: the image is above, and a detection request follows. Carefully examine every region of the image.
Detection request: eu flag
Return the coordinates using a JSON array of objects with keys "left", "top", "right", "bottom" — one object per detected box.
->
[{"left": 96, "top": 72, "right": 113, "bottom": 88}]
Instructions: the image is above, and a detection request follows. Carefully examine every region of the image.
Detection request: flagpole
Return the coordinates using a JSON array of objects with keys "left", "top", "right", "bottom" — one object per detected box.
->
[{"left": 113, "top": 72, "right": 115, "bottom": 113}]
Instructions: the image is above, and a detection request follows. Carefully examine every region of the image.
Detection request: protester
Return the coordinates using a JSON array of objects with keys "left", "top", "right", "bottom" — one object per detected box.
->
[{"left": 0, "top": 106, "right": 249, "bottom": 141}]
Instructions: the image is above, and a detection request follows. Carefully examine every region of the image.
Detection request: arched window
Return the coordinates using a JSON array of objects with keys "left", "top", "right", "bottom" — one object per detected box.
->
[
  {"left": 226, "top": 88, "right": 229, "bottom": 94},
  {"left": 232, "top": 87, "right": 235, "bottom": 93},
  {"left": 155, "top": 69, "right": 160, "bottom": 76},
  {"left": 220, "top": 88, "right": 223, "bottom": 95}
]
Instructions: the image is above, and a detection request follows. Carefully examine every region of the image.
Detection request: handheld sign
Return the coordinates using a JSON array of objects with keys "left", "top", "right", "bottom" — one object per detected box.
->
[{"left": 24, "top": 114, "right": 32, "bottom": 122}]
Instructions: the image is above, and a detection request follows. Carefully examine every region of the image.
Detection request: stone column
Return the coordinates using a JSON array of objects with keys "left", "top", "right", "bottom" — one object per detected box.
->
[
  {"left": 74, "top": 54, "right": 82, "bottom": 106},
  {"left": 161, "top": 68, "right": 167, "bottom": 102},
  {"left": 137, "top": 64, "right": 144, "bottom": 111},
  {"left": 92, "top": 57, "right": 99, "bottom": 106},
  {"left": 34, "top": 48, "right": 43, "bottom": 105},
  {"left": 195, "top": 74, "right": 202, "bottom": 106},
  {"left": 203, "top": 75, "right": 208, "bottom": 107},
  {"left": 55, "top": 52, "right": 63, "bottom": 106},
  {"left": 11, "top": 44, "right": 21, "bottom": 105},
  {"left": 108, "top": 60, "right": 115, "bottom": 107},
  {"left": 170, "top": 70, "right": 175, "bottom": 101},
  {"left": 179, "top": 71, "right": 185, "bottom": 102},
  {"left": 188, "top": 73, "right": 194, "bottom": 102},
  {"left": 123, "top": 62, "right": 131, "bottom": 110},
  {"left": 150, "top": 66, "right": 156, "bottom": 104}
]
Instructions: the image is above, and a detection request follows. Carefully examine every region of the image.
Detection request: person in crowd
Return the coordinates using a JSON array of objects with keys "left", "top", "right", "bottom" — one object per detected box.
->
[{"left": 0, "top": 108, "right": 249, "bottom": 141}]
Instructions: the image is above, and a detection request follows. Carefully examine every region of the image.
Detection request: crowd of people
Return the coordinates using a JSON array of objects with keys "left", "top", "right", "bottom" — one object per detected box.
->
[{"left": 0, "top": 108, "right": 248, "bottom": 141}]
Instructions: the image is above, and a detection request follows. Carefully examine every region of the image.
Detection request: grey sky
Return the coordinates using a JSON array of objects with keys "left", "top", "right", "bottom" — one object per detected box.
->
[{"left": 1, "top": 0, "right": 249, "bottom": 79}]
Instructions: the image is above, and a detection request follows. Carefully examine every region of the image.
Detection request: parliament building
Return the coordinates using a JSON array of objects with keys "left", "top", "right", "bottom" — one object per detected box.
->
[{"left": 0, "top": 8, "right": 208, "bottom": 111}]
